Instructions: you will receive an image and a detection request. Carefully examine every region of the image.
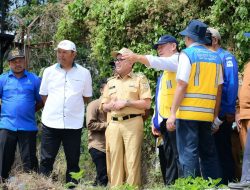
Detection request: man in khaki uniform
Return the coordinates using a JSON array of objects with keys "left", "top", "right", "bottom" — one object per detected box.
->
[
  {"left": 122, "top": 35, "right": 181, "bottom": 185},
  {"left": 102, "top": 48, "right": 151, "bottom": 188}
]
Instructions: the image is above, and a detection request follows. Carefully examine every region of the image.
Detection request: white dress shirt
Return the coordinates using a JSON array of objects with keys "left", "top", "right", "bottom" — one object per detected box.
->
[{"left": 40, "top": 63, "right": 92, "bottom": 129}]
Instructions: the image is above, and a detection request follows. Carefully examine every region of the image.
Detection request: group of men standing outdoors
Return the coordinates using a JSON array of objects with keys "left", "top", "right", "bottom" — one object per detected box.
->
[
  {"left": 0, "top": 19, "right": 249, "bottom": 190},
  {"left": 0, "top": 40, "right": 92, "bottom": 188}
]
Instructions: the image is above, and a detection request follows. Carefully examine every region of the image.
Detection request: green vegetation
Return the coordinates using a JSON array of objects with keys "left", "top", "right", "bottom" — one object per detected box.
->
[
  {"left": 168, "top": 177, "right": 227, "bottom": 190},
  {"left": 55, "top": 0, "right": 250, "bottom": 89},
  {"left": 3, "top": 0, "right": 249, "bottom": 189},
  {"left": 9, "top": 0, "right": 250, "bottom": 97}
]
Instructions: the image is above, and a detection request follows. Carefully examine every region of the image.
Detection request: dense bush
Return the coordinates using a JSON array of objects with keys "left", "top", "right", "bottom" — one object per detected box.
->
[{"left": 55, "top": 0, "right": 250, "bottom": 102}]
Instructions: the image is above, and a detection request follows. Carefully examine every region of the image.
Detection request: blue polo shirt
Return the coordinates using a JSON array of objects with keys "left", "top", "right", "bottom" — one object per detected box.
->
[
  {"left": 0, "top": 70, "right": 42, "bottom": 131},
  {"left": 217, "top": 48, "right": 238, "bottom": 117}
]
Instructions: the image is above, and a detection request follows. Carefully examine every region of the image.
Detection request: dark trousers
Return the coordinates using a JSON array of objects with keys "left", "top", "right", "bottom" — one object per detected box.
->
[
  {"left": 214, "top": 121, "right": 236, "bottom": 184},
  {"left": 89, "top": 148, "right": 108, "bottom": 186},
  {"left": 0, "top": 129, "right": 38, "bottom": 180},
  {"left": 176, "top": 119, "right": 221, "bottom": 179},
  {"left": 160, "top": 119, "right": 180, "bottom": 185},
  {"left": 158, "top": 144, "right": 167, "bottom": 184},
  {"left": 241, "top": 129, "right": 250, "bottom": 182},
  {"left": 231, "top": 129, "right": 242, "bottom": 180},
  {"left": 39, "top": 124, "right": 82, "bottom": 183}
]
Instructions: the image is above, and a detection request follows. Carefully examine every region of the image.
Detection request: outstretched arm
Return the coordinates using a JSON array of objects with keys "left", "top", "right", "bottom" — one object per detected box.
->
[
  {"left": 122, "top": 53, "right": 178, "bottom": 71},
  {"left": 122, "top": 53, "right": 150, "bottom": 66}
]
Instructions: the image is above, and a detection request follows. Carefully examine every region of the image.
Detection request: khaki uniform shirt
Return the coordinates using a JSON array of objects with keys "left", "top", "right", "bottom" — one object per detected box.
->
[
  {"left": 87, "top": 98, "right": 107, "bottom": 152},
  {"left": 101, "top": 72, "right": 151, "bottom": 116}
]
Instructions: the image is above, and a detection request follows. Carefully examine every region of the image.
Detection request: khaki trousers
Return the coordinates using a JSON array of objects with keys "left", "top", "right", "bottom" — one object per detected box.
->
[
  {"left": 231, "top": 130, "right": 242, "bottom": 180},
  {"left": 106, "top": 126, "right": 111, "bottom": 183},
  {"left": 105, "top": 116, "right": 143, "bottom": 188},
  {"left": 239, "top": 119, "right": 250, "bottom": 150}
]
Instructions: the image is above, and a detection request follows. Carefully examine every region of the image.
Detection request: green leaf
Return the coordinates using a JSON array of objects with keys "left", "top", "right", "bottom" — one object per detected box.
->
[{"left": 69, "top": 169, "right": 85, "bottom": 180}]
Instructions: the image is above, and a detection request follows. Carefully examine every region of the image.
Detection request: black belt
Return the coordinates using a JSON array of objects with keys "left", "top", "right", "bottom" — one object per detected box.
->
[{"left": 111, "top": 114, "right": 141, "bottom": 121}]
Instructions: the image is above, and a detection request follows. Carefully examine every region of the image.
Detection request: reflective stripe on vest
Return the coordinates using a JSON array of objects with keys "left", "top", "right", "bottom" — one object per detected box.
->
[
  {"left": 194, "top": 62, "right": 200, "bottom": 86},
  {"left": 179, "top": 106, "right": 214, "bottom": 113},
  {"left": 215, "top": 63, "right": 220, "bottom": 87},
  {"left": 167, "top": 80, "right": 172, "bottom": 88},
  {"left": 184, "top": 93, "right": 216, "bottom": 100}
]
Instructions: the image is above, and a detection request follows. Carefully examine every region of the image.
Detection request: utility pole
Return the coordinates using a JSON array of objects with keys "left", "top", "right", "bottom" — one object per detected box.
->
[{"left": 26, "top": 16, "right": 39, "bottom": 69}]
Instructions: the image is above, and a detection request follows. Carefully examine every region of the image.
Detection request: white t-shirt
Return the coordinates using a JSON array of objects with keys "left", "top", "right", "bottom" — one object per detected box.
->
[
  {"left": 145, "top": 52, "right": 179, "bottom": 72},
  {"left": 176, "top": 44, "right": 223, "bottom": 84},
  {"left": 40, "top": 63, "right": 92, "bottom": 129}
]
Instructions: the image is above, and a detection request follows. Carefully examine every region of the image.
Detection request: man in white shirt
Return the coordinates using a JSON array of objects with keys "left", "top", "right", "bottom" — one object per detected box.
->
[
  {"left": 122, "top": 35, "right": 181, "bottom": 185},
  {"left": 39, "top": 40, "right": 92, "bottom": 185}
]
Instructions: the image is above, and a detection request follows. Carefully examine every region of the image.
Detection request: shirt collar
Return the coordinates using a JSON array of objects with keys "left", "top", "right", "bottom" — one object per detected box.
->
[
  {"left": 8, "top": 70, "right": 28, "bottom": 78},
  {"left": 56, "top": 62, "right": 77, "bottom": 69},
  {"left": 189, "top": 42, "right": 201, "bottom": 47},
  {"left": 115, "top": 71, "right": 134, "bottom": 79},
  {"left": 216, "top": 47, "right": 223, "bottom": 53}
]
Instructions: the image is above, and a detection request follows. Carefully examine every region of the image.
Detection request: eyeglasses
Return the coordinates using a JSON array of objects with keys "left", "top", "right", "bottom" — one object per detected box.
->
[{"left": 114, "top": 58, "right": 125, "bottom": 63}]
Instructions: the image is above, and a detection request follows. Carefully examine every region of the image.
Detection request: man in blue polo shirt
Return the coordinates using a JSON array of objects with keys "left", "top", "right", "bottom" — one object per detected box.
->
[{"left": 0, "top": 48, "right": 43, "bottom": 181}]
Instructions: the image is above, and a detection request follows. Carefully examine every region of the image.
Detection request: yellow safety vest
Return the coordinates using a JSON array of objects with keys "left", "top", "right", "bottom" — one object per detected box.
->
[
  {"left": 176, "top": 45, "right": 222, "bottom": 122},
  {"left": 159, "top": 71, "right": 177, "bottom": 118}
]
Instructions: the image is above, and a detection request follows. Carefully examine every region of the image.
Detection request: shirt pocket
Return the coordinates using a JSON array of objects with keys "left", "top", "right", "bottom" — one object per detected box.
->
[
  {"left": 108, "top": 86, "right": 117, "bottom": 98},
  {"left": 128, "top": 84, "right": 139, "bottom": 100},
  {"left": 21, "top": 85, "right": 34, "bottom": 101},
  {"left": 70, "top": 78, "right": 84, "bottom": 93},
  {"left": 2, "top": 87, "right": 17, "bottom": 99}
]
